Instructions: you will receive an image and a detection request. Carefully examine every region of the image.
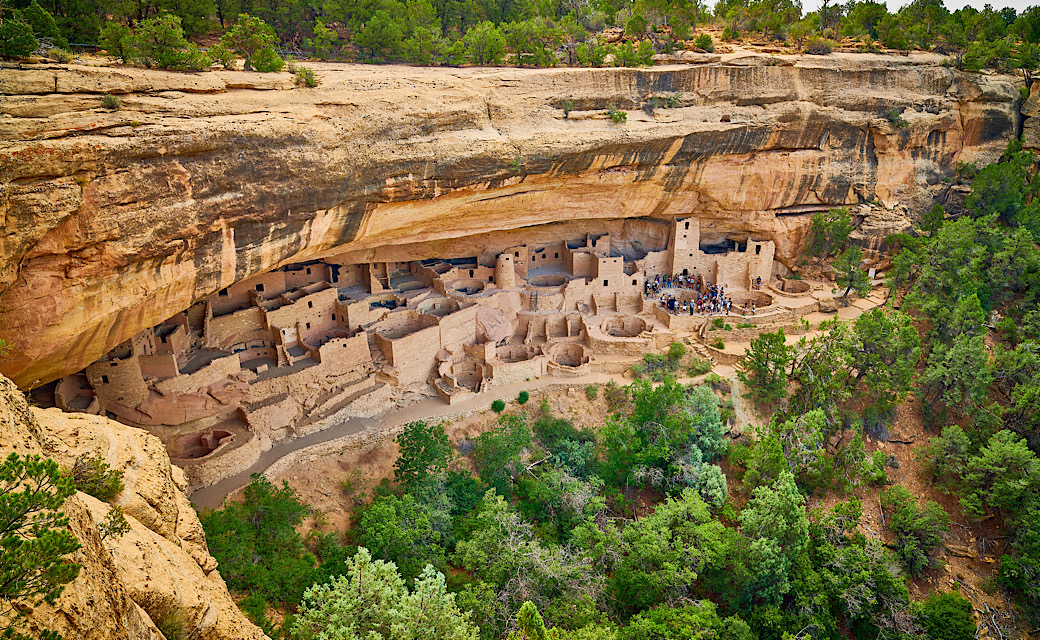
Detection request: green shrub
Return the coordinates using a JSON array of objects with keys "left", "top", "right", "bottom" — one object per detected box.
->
[
  {"left": 517, "top": 391, "right": 530, "bottom": 405},
  {"left": 155, "top": 607, "right": 189, "bottom": 640},
  {"left": 394, "top": 421, "right": 454, "bottom": 488},
  {"left": 625, "top": 14, "right": 648, "bottom": 35},
  {"left": 607, "top": 104, "right": 627, "bottom": 123},
  {"left": 101, "top": 93, "right": 121, "bottom": 110},
  {"left": 0, "top": 452, "right": 82, "bottom": 628},
  {"left": 222, "top": 13, "right": 279, "bottom": 71},
  {"left": 72, "top": 454, "right": 124, "bottom": 501},
  {"left": 200, "top": 475, "right": 317, "bottom": 607},
  {"left": 585, "top": 384, "right": 598, "bottom": 400},
  {"left": 863, "top": 450, "right": 888, "bottom": 485},
  {"left": 491, "top": 399, "right": 506, "bottom": 413},
  {"left": 134, "top": 14, "right": 191, "bottom": 69},
  {"left": 881, "top": 485, "right": 950, "bottom": 575},
  {"left": 722, "top": 25, "right": 739, "bottom": 41},
  {"left": 604, "top": 379, "right": 628, "bottom": 412},
  {"left": 803, "top": 35, "right": 835, "bottom": 54},
  {"left": 710, "top": 338, "right": 724, "bottom": 349},
  {"left": 99, "top": 21, "right": 134, "bottom": 63},
  {"left": 308, "top": 18, "right": 337, "bottom": 59},
  {"left": 693, "top": 33, "right": 714, "bottom": 52},
  {"left": 251, "top": 45, "right": 283, "bottom": 72},
  {"left": 884, "top": 108, "right": 909, "bottom": 128},
  {"left": 667, "top": 341, "right": 687, "bottom": 362},
  {"left": 295, "top": 66, "right": 317, "bottom": 87},
  {"left": 916, "top": 592, "right": 976, "bottom": 640},
  {"left": 576, "top": 40, "right": 607, "bottom": 67},
  {"left": 97, "top": 505, "right": 131, "bottom": 540},
  {"left": 688, "top": 358, "right": 712, "bottom": 377},
  {"left": 208, "top": 41, "right": 236, "bottom": 69},
  {"left": 0, "top": 19, "right": 38, "bottom": 58},
  {"left": 46, "top": 47, "right": 74, "bottom": 62}
]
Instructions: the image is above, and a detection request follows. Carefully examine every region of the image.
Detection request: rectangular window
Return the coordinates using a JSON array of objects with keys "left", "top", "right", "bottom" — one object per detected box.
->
[
  {"left": 255, "top": 283, "right": 264, "bottom": 292},
  {"left": 332, "top": 314, "right": 336, "bottom": 321},
  {"left": 554, "top": 253, "right": 559, "bottom": 259},
  {"left": 756, "top": 245, "right": 762, "bottom": 255},
  {"left": 101, "top": 375, "right": 109, "bottom": 384},
  {"left": 218, "top": 288, "right": 228, "bottom": 297},
  {"left": 306, "top": 268, "right": 312, "bottom": 275},
  {"left": 603, "top": 280, "right": 608, "bottom": 287},
  {"left": 684, "top": 221, "right": 690, "bottom": 230},
  {"left": 306, "top": 322, "right": 311, "bottom": 330},
  {"left": 515, "top": 251, "right": 519, "bottom": 257},
  {"left": 632, "top": 279, "right": 637, "bottom": 286},
  {"left": 307, "top": 301, "right": 313, "bottom": 308}
]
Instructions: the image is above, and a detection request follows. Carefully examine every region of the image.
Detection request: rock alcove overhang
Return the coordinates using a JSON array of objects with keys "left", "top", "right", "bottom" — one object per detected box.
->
[{"left": 0, "top": 56, "right": 1025, "bottom": 389}]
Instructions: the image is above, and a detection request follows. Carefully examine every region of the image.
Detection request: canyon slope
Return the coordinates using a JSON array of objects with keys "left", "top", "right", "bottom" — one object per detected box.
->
[
  {"left": 0, "top": 373, "right": 269, "bottom": 640},
  {"left": 0, "top": 53, "right": 1025, "bottom": 388}
]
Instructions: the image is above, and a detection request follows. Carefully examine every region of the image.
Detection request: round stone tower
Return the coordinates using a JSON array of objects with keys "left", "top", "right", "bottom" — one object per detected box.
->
[{"left": 495, "top": 253, "right": 516, "bottom": 289}]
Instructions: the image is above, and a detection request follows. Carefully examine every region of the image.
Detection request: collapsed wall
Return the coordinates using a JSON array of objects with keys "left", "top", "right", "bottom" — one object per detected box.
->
[{"left": 0, "top": 54, "right": 1026, "bottom": 389}]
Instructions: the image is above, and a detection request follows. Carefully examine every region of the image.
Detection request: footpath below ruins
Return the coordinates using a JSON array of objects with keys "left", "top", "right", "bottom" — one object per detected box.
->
[{"left": 190, "top": 290, "right": 884, "bottom": 510}]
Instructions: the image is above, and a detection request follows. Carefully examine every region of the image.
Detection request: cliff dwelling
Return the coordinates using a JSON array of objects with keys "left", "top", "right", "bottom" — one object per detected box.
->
[{"left": 44, "top": 216, "right": 821, "bottom": 487}]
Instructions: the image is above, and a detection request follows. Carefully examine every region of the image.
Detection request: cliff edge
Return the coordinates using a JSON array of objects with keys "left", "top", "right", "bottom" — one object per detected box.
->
[{"left": 0, "top": 375, "right": 269, "bottom": 640}]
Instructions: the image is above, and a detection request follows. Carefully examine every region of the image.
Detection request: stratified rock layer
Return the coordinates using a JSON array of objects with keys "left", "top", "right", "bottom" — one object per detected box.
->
[
  {"left": 0, "top": 54, "right": 1024, "bottom": 387},
  {"left": 0, "top": 375, "right": 269, "bottom": 640}
]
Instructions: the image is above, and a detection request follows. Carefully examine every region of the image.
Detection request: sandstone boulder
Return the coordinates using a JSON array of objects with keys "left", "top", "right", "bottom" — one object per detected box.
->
[{"left": 0, "top": 376, "right": 269, "bottom": 640}]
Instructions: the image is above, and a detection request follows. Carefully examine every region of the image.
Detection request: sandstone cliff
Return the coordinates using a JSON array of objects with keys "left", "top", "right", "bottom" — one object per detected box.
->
[
  {"left": 0, "top": 375, "right": 269, "bottom": 640},
  {"left": 0, "top": 54, "right": 1025, "bottom": 388}
]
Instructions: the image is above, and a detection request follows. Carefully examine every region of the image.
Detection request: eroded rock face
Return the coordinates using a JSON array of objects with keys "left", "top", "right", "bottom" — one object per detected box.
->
[
  {"left": 0, "top": 375, "right": 268, "bottom": 640},
  {"left": 0, "top": 54, "right": 1023, "bottom": 388}
]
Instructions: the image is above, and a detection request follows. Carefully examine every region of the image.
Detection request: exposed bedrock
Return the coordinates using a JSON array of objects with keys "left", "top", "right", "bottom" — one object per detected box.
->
[{"left": 0, "top": 54, "right": 1024, "bottom": 388}]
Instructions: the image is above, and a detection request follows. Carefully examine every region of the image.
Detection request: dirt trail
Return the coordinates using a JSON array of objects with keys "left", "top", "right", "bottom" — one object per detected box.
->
[{"left": 189, "top": 370, "right": 632, "bottom": 509}]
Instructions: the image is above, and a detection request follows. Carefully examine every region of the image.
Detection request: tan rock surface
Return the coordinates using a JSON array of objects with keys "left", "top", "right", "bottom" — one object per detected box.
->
[
  {"left": 0, "top": 55, "right": 1024, "bottom": 388},
  {"left": 0, "top": 375, "right": 268, "bottom": 640}
]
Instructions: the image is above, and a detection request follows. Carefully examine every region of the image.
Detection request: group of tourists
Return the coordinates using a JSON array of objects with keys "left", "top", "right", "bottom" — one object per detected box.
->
[{"left": 645, "top": 273, "right": 738, "bottom": 316}]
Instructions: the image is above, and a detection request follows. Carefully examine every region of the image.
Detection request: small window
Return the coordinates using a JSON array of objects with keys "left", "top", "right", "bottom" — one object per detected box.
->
[
  {"left": 684, "top": 221, "right": 690, "bottom": 230},
  {"left": 306, "top": 322, "right": 311, "bottom": 330},
  {"left": 101, "top": 375, "right": 109, "bottom": 384},
  {"left": 689, "top": 253, "right": 693, "bottom": 258},
  {"left": 343, "top": 343, "right": 348, "bottom": 348},
  {"left": 469, "top": 270, "right": 474, "bottom": 277},
  {"left": 218, "top": 288, "right": 228, "bottom": 297},
  {"left": 332, "top": 313, "right": 337, "bottom": 321},
  {"left": 307, "top": 301, "right": 313, "bottom": 308},
  {"left": 306, "top": 268, "right": 312, "bottom": 275},
  {"left": 554, "top": 252, "right": 559, "bottom": 259},
  {"left": 489, "top": 276, "right": 494, "bottom": 282},
  {"left": 110, "top": 361, "right": 118, "bottom": 367},
  {"left": 632, "top": 279, "right": 637, "bottom": 286},
  {"left": 514, "top": 251, "right": 519, "bottom": 257},
  {"left": 603, "top": 280, "right": 608, "bottom": 287},
  {"left": 255, "top": 283, "right": 265, "bottom": 292},
  {"left": 756, "top": 245, "right": 762, "bottom": 255}
]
